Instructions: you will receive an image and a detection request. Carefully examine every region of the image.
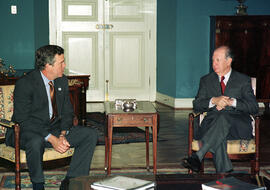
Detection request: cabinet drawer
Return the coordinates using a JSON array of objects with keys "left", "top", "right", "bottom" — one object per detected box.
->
[{"left": 112, "top": 115, "right": 153, "bottom": 126}]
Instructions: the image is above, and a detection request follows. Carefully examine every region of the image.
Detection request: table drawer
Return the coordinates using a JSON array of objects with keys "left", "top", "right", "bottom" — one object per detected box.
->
[{"left": 112, "top": 115, "right": 153, "bottom": 126}]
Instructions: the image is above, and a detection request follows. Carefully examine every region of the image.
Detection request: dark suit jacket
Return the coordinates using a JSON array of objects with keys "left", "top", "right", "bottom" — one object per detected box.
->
[
  {"left": 6, "top": 69, "right": 73, "bottom": 145},
  {"left": 193, "top": 70, "right": 259, "bottom": 140}
]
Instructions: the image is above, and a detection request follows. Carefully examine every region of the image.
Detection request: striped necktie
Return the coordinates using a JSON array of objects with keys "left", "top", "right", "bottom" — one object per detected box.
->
[{"left": 48, "top": 81, "right": 58, "bottom": 121}]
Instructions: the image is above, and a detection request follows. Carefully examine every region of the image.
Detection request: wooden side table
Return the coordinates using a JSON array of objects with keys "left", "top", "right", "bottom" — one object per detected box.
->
[{"left": 104, "top": 101, "right": 158, "bottom": 175}]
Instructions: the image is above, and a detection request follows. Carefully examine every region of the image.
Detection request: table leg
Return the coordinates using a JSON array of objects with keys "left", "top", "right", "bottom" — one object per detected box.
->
[
  {"left": 107, "top": 116, "right": 113, "bottom": 175},
  {"left": 104, "top": 135, "right": 108, "bottom": 172},
  {"left": 152, "top": 114, "right": 157, "bottom": 174},
  {"left": 145, "top": 127, "right": 150, "bottom": 171}
]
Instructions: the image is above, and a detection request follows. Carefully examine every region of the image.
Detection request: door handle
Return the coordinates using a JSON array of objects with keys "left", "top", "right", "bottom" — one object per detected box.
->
[
  {"left": 105, "top": 24, "right": 114, "bottom": 29},
  {"left": 96, "top": 24, "right": 114, "bottom": 30},
  {"left": 96, "top": 24, "right": 104, "bottom": 29}
]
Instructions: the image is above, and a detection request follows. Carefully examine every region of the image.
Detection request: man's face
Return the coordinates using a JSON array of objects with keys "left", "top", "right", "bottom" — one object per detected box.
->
[
  {"left": 50, "top": 54, "right": 66, "bottom": 79},
  {"left": 212, "top": 48, "right": 232, "bottom": 76}
]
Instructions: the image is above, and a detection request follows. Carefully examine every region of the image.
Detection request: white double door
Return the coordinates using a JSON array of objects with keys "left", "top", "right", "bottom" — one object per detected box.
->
[{"left": 49, "top": 0, "right": 156, "bottom": 101}]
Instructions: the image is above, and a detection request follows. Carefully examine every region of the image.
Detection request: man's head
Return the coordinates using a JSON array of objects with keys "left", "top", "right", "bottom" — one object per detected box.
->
[
  {"left": 212, "top": 46, "right": 233, "bottom": 76},
  {"left": 35, "top": 45, "right": 66, "bottom": 80}
]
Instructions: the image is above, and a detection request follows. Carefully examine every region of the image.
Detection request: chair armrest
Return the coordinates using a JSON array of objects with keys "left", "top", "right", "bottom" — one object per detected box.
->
[
  {"left": 190, "top": 112, "right": 201, "bottom": 118},
  {"left": 0, "top": 119, "right": 14, "bottom": 128}
]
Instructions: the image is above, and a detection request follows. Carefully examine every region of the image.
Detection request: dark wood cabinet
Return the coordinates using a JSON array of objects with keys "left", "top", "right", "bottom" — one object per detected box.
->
[
  {"left": 67, "top": 75, "right": 90, "bottom": 124},
  {"left": 210, "top": 15, "right": 270, "bottom": 100}
]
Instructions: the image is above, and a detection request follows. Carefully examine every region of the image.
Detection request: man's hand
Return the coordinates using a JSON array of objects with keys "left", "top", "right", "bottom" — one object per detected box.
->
[
  {"left": 48, "top": 135, "right": 70, "bottom": 154},
  {"left": 212, "top": 96, "right": 233, "bottom": 111}
]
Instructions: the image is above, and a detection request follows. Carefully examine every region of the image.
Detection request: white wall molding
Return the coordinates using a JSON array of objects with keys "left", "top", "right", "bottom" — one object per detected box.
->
[
  {"left": 156, "top": 92, "right": 193, "bottom": 109},
  {"left": 174, "top": 98, "right": 194, "bottom": 109}
]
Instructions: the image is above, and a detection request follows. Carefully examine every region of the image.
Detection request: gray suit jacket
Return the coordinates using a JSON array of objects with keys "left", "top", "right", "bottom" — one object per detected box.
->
[
  {"left": 6, "top": 69, "right": 73, "bottom": 145},
  {"left": 193, "top": 70, "right": 259, "bottom": 139}
]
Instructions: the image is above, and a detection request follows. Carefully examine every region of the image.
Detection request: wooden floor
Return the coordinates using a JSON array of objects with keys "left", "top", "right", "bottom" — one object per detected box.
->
[{"left": 0, "top": 103, "right": 269, "bottom": 173}]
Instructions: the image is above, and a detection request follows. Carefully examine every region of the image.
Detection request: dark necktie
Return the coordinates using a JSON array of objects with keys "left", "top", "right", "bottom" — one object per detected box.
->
[
  {"left": 220, "top": 76, "right": 226, "bottom": 95},
  {"left": 48, "top": 81, "right": 58, "bottom": 121}
]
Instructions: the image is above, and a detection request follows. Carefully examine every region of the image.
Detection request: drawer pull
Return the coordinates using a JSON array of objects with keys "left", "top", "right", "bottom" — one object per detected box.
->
[
  {"left": 117, "top": 118, "right": 122, "bottom": 121},
  {"left": 144, "top": 118, "right": 148, "bottom": 122}
]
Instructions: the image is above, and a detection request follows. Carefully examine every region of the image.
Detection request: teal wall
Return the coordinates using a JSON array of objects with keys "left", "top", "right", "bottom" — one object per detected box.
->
[
  {"left": 157, "top": 0, "right": 270, "bottom": 98},
  {"left": 157, "top": 0, "right": 177, "bottom": 97},
  {"left": 0, "top": 0, "right": 48, "bottom": 70},
  {"left": 34, "top": 0, "right": 49, "bottom": 52}
]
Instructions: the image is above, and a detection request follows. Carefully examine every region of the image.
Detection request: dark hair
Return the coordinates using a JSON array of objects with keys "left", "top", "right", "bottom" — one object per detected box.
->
[{"left": 35, "top": 45, "right": 64, "bottom": 70}]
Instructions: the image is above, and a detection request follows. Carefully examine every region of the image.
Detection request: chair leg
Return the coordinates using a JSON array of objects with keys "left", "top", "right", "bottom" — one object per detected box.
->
[
  {"left": 200, "top": 160, "right": 204, "bottom": 173},
  {"left": 14, "top": 124, "right": 21, "bottom": 190},
  {"left": 251, "top": 160, "right": 255, "bottom": 175},
  {"left": 251, "top": 159, "right": 260, "bottom": 175}
]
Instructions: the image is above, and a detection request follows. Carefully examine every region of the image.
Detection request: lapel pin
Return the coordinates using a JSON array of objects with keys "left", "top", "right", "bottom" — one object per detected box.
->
[{"left": 58, "top": 88, "right": 62, "bottom": 91}]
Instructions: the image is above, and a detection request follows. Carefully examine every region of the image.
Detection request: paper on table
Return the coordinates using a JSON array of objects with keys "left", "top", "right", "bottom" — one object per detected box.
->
[{"left": 91, "top": 176, "right": 155, "bottom": 190}]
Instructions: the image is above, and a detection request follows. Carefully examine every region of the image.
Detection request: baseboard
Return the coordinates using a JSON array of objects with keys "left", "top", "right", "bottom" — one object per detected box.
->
[
  {"left": 86, "top": 102, "right": 104, "bottom": 113},
  {"left": 156, "top": 92, "right": 193, "bottom": 109}
]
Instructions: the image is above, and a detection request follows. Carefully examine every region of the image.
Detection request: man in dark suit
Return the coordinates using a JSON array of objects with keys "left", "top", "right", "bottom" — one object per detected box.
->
[
  {"left": 182, "top": 46, "right": 259, "bottom": 173},
  {"left": 5, "top": 45, "right": 98, "bottom": 190}
]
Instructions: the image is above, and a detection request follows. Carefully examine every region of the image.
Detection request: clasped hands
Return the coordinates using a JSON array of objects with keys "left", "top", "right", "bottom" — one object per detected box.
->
[
  {"left": 48, "top": 135, "right": 70, "bottom": 154},
  {"left": 211, "top": 96, "right": 234, "bottom": 111}
]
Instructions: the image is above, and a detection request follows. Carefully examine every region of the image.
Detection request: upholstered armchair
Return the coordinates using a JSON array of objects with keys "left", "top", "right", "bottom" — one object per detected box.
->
[
  {"left": 188, "top": 78, "right": 260, "bottom": 175},
  {"left": 0, "top": 85, "right": 75, "bottom": 190}
]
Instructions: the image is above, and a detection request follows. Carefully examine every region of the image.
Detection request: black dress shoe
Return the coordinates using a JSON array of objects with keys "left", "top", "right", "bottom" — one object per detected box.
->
[
  {"left": 32, "top": 182, "right": 44, "bottom": 190},
  {"left": 182, "top": 153, "right": 201, "bottom": 172},
  {"left": 60, "top": 178, "right": 70, "bottom": 190}
]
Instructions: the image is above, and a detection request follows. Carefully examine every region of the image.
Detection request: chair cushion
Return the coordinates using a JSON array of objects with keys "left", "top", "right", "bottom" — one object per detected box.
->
[
  {"left": 192, "top": 139, "right": 255, "bottom": 154},
  {"left": 0, "top": 85, "right": 15, "bottom": 140},
  {"left": 0, "top": 144, "right": 74, "bottom": 163}
]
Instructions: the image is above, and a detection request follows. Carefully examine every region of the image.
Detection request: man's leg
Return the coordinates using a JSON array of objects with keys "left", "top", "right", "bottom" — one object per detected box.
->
[
  {"left": 196, "top": 112, "right": 231, "bottom": 161},
  {"left": 21, "top": 132, "right": 46, "bottom": 190},
  {"left": 212, "top": 141, "right": 233, "bottom": 173},
  {"left": 60, "top": 126, "right": 98, "bottom": 189},
  {"left": 182, "top": 112, "right": 232, "bottom": 172},
  {"left": 65, "top": 126, "right": 98, "bottom": 177}
]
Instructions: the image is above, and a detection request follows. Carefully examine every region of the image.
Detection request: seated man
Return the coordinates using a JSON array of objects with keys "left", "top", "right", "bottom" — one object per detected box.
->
[
  {"left": 182, "top": 46, "right": 259, "bottom": 173},
  {"left": 5, "top": 45, "right": 98, "bottom": 190}
]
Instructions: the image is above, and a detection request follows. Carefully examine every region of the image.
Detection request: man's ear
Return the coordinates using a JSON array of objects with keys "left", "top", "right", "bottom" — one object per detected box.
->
[
  {"left": 227, "top": 57, "right": 232, "bottom": 65},
  {"left": 44, "top": 63, "right": 51, "bottom": 69}
]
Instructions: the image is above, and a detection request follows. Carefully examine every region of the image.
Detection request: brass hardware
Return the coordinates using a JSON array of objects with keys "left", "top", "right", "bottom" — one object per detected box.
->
[
  {"left": 144, "top": 118, "right": 148, "bottom": 122},
  {"left": 117, "top": 118, "right": 122, "bottom": 121},
  {"left": 105, "top": 24, "right": 114, "bottom": 29},
  {"left": 96, "top": 24, "right": 104, "bottom": 29},
  {"left": 96, "top": 24, "right": 114, "bottom": 30},
  {"left": 105, "top": 80, "right": 109, "bottom": 101}
]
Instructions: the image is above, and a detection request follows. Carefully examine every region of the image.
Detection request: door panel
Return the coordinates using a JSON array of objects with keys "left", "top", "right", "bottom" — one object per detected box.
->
[
  {"left": 62, "top": 32, "right": 99, "bottom": 91},
  {"left": 107, "top": 32, "right": 148, "bottom": 100}
]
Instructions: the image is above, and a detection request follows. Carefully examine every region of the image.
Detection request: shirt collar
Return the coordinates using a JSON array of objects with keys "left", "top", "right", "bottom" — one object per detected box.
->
[
  {"left": 40, "top": 71, "right": 53, "bottom": 85},
  {"left": 219, "top": 69, "right": 232, "bottom": 84}
]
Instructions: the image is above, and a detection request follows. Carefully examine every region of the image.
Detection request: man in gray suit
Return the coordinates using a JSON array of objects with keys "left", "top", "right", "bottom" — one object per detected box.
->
[
  {"left": 182, "top": 46, "right": 259, "bottom": 173},
  {"left": 6, "top": 45, "right": 98, "bottom": 190}
]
